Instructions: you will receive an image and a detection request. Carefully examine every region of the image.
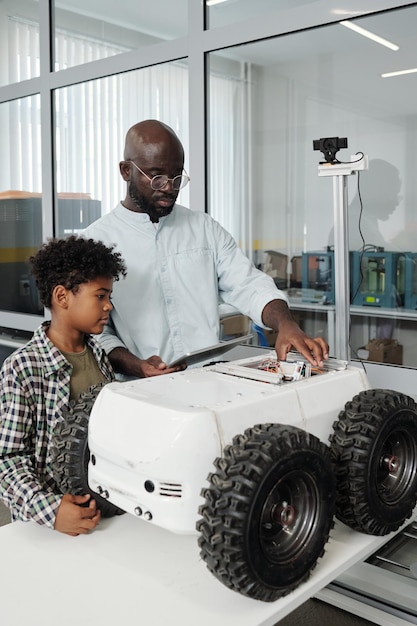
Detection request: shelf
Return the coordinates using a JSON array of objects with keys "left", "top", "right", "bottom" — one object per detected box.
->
[{"left": 350, "top": 306, "right": 417, "bottom": 322}]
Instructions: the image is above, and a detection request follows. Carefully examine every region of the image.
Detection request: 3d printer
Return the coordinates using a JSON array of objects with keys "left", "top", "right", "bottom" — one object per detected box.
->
[
  {"left": 301, "top": 250, "right": 335, "bottom": 304},
  {"left": 350, "top": 251, "right": 405, "bottom": 308},
  {"left": 404, "top": 253, "right": 417, "bottom": 310}
]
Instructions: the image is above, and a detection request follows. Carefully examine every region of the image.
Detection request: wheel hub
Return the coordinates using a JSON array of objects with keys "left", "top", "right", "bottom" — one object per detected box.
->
[
  {"left": 272, "top": 501, "right": 296, "bottom": 528},
  {"left": 383, "top": 454, "right": 400, "bottom": 474}
]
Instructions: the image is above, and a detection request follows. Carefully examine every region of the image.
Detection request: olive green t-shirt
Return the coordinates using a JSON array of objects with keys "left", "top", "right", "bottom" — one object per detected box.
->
[{"left": 61, "top": 345, "right": 107, "bottom": 401}]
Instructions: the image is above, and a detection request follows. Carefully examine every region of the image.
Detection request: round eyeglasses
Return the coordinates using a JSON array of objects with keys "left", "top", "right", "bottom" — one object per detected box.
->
[{"left": 128, "top": 160, "right": 190, "bottom": 191}]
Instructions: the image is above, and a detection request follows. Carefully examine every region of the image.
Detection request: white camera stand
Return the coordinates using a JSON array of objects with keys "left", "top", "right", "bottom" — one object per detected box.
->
[{"left": 318, "top": 156, "right": 369, "bottom": 360}]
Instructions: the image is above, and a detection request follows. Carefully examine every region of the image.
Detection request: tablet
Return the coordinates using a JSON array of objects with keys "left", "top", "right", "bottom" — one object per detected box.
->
[{"left": 167, "top": 334, "right": 253, "bottom": 368}]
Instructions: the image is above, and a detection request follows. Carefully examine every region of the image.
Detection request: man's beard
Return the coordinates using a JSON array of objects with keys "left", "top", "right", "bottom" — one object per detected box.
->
[{"left": 128, "top": 179, "right": 175, "bottom": 223}]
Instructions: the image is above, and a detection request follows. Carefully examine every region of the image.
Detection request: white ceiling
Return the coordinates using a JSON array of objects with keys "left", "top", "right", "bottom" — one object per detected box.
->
[
  {"left": 55, "top": 1, "right": 417, "bottom": 118},
  {"left": 54, "top": 1, "right": 413, "bottom": 41},
  {"left": 218, "top": 6, "right": 417, "bottom": 118}
]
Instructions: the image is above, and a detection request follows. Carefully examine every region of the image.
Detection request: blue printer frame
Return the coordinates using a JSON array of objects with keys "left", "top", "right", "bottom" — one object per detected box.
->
[{"left": 350, "top": 251, "right": 405, "bottom": 308}]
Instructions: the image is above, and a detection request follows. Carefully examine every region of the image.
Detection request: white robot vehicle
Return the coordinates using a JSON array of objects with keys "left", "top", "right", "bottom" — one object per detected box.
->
[{"left": 52, "top": 351, "right": 417, "bottom": 602}]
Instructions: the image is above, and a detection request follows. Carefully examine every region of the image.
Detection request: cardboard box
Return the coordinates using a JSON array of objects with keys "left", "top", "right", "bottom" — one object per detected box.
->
[
  {"left": 360, "top": 339, "right": 403, "bottom": 365},
  {"left": 220, "top": 314, "right": 250, "bottom": 339},
  {"left": 290, "top": 255, "right": 302, "bottom": 285},
  {"left": 264, "top": 250, "right": 288, "bottom": 279}
]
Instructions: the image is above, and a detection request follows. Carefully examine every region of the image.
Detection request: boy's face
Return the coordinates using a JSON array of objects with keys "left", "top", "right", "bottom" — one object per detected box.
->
[{"left": 67, "top": 277, "right": 114, "bottom": 335}]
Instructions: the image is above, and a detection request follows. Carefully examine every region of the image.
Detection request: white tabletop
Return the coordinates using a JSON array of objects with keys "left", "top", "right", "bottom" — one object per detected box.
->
[{"left": 0, "top": 512, "right": 404, "bottom": 626}]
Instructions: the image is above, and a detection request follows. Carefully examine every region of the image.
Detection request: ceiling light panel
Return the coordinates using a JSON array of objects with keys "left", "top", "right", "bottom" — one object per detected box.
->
[{"left": 340, "top": 20, "right": 399, "bottom": 51}]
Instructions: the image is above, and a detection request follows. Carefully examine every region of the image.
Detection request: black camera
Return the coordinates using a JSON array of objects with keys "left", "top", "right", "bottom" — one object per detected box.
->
[{"left": 313, "top": 137, "right": 348, "bottom": 163}]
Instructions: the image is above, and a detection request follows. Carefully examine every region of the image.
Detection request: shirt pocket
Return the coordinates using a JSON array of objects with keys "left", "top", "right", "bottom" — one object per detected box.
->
[{"left": 171, "top": 248, "right": 218, "bottom": 298}]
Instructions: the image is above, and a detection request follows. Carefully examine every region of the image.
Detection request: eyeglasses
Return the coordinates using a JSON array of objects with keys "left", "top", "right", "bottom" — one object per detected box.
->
[{"left": 128, "top": 160, "right": 190, "bottom": 191}]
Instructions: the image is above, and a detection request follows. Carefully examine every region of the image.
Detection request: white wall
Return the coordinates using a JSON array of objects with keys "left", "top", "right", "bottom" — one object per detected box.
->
[{"left": 252, "top": 54, "right": 411, "bottom": 257}]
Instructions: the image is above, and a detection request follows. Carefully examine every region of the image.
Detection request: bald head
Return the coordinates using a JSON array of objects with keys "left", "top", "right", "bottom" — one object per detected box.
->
[{"left": 124, "top": 120, "right": 184, "bottom": 162}]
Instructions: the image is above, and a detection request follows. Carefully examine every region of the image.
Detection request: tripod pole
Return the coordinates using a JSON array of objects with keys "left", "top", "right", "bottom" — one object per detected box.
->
[
  {"left": 318, "top": 156, "right": 368, "bottom": 361},
  {"left": 332, "top": 173, "right": 350, "bottom": 361}
]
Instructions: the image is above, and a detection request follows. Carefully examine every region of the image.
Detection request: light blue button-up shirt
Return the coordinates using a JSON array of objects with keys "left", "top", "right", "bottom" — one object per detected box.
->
[{"left": 84, "top": 203, "right": 287, "bottom": 366}]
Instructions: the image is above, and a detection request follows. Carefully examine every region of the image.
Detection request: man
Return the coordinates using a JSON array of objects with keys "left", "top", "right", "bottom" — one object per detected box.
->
[{"left": 84, "top": 120, "right": 328, "bottom": 378}]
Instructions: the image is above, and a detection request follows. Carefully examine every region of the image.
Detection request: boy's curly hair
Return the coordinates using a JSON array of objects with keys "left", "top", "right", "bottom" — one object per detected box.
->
[{"left": 30, "top": 236, "right": 127, "bottom": 308}]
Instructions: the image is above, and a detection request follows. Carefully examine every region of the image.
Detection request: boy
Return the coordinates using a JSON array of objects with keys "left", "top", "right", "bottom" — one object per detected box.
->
[{"left": 0, "top": 236, "right": 126, "bottom": 536}]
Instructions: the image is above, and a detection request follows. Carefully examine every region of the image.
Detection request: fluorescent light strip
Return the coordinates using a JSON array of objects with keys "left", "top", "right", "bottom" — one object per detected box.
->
[
  {"left": 381, "top": 67, "right": 417, "bottom": 78},
  {"left": 340, "top": 20, "right": 399, "bottom": 51},
  {"left": 206, "top": 0, "right": 229, "bottom": 6}
]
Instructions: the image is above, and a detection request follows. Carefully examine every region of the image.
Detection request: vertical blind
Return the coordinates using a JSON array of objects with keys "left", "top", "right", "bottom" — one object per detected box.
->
[{"left": 7, "top": 14, "right": 250, "bottom": 244}]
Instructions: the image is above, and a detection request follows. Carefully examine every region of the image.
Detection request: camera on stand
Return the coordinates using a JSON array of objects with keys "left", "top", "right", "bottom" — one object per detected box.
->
[{"left": 313, "top": 137, "right": 348, "bottom": 163}]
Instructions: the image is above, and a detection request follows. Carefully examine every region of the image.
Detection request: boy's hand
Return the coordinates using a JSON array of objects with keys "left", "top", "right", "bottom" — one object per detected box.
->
[{"left": 54, "top": 494, "right": 101, "bottom": 536}]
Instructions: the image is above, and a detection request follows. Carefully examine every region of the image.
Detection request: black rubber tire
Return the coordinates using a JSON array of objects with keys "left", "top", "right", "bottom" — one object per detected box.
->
[
  {"left": 197, "top": 423, "right": 336, "bottom": 602},
  {"left": 330, "top": 389, "right": 417, "bottom": 535},
  {"left": 51, "top": 383, "right": 124, "bottom": 518}
]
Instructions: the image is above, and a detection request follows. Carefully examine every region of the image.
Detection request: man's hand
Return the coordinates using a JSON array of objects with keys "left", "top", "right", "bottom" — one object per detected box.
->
[
  {"left": 108, "top": 347, "right": 185, "bottom": 378},
  {"left": 261, "top": 299, "right": 329, "bottom": 367},
  {"left": 275, "top": 320, "right": 329, "bottom": 367},
  {"left": 140, "top": 355, "right": 186, "bottom": 378},
  {"left": 54, "top": 494, "right": 101, "bottom": 536}
]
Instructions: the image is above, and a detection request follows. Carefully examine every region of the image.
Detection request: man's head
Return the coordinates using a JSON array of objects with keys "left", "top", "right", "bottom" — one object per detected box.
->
[
  {"left": 30, "top": 235, "right": 127, "bottom": 309},
  {"left": 120, "top": 120, "right": 186, "bottom": 222}
]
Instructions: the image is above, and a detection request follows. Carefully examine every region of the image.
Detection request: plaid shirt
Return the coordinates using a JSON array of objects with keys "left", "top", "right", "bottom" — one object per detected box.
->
[{"left": 0, "top": 322, "right": 114, "bottom": 528}]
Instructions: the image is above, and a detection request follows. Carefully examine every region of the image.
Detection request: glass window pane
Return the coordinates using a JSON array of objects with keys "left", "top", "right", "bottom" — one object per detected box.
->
[
  {"left": 53, "top": 0, "right": 188, "bottom": 70},
  {"left": 0, "top": 95, "right": 43, "bottom": 315},
  {"left": 208, "top": 5, "right": 417, "bottom": 366},
  {"left": 54, "top": 61, "right": 189, "bottom": 234},
  {"left": 0, "top": 0, "right": 40, "bottom": 87}
]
